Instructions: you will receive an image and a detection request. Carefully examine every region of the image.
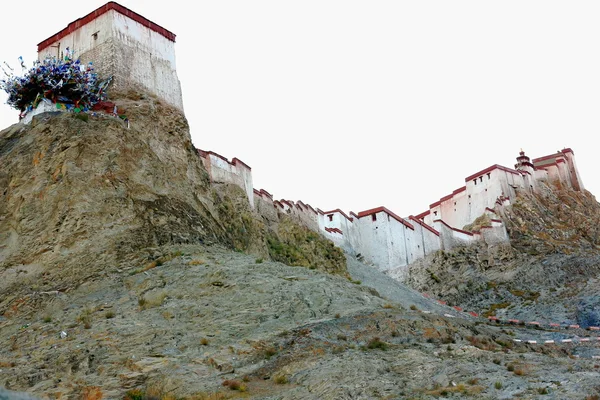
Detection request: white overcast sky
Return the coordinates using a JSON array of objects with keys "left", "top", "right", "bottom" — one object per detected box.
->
[{"left": 1, "top": 1, "right": 598, "bottom": 217}]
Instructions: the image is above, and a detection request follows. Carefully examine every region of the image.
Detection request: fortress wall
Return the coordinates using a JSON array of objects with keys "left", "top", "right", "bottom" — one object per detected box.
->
[
  {"left": 480, "top": 220, "right": 509, "bottom": 245},
  {"left": 253, "top": 189, "right": 278, "bottom": 223},
  {"left": 409, "top": 216, "right": 442, "bottom": 256},
  {"left": 38, "top": 7, "right": 183, "bottom": 110},
  {"left": 198, "top": 150, "right": 254, "bottom": 208},
  {"left": 433, "top": 219, "right": 478, "bottom": 250},
  {"left": 562, "top": 149, "right": 585, "bottom": 191}
]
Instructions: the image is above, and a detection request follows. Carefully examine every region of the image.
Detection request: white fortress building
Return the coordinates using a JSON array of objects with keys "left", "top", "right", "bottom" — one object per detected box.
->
[
  {"left": 199, "top": 147, "right": 585, "bottom": 280},
  {"left": 33, "top": 5, "right": 586, "bottom": 280},
  {"left": 37, "top": 2, "right": 184, "bottom": 111}
]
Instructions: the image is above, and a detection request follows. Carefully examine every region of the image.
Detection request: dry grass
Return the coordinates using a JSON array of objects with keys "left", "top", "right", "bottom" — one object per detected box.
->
[
  {"left": 188, "top": 259, "right": 205, "bottom": 266},
  {"left": 221, "top": 380, "right": 247, "bottom": 392},
  {"left": 139, "top": 290, "right": 167, "bottom": 310},
  {"left": 81, "top": 386, "right": 103, "bottom": 400},
  {"left": 425, "top": 383, "right": 485, "bottom": 397},
  {"left": 273, "top": 374, "right": 289, "bottom": 384}
]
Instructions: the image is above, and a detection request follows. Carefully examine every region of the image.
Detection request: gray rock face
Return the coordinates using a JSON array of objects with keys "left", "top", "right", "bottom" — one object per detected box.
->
[
  {"left": 576, "top": 296, "right": 600, "bottom": 328},
  {"left": 0, "top": 388, "right": 40, "bottom": 400}
]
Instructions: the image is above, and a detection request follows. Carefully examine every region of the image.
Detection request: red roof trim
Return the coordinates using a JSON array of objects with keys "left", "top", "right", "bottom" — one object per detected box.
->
[
  {"left": 408, "top": 216, "right": 440, "bottom": 236},
  {"left": 349, "top": 211, "right": 359, "bottom": 219},
  {"left": 414, "top": 210, "right": 430, "bottom": 219},
  {"left": 561, "top": 148, "right": 574, "bottom": 155},
  {"left": 305, "top": 204, "right": 317, "bottom": 214},
  {"left": 280, "top": 200, "right": 294, "bottom": 208},
  {"left": 433, "top": 219, "right": 474, "bottom": 236},
  {"left": 325, "top": 227, "right": 343, "bottom": 235},
  {"left": 232, "top": 158, "right": 251, "bottom": 171},
  {"left": 259, "top": 189, "right": 273, "bottom": 199},
  {"left": 358, "top": 206, "right": 414, "bottom": 230},
  {"left": 453, "top": 186, "right": 466, "bottom": 195},
  {"left": 321, "top": 209, "right": 353, "bottom": 222},
  {"left": 38, "top": 2, "right": 176, "bottom": 52},
  {"left": 491, "top": 219, "right": 502, "bottom": 223},
  {"left": 532, "top": 153, "right": 566, "bottom": 164},
  {"left": 465, "top": 164, "right": 520, "bottom": 182},
  {"left": 484, "top": 207, "right": 497, "bottom": 214},
  {"left": 429, "top": 201, "right": 441, "bottom": 209},
  {"left": 316, "top": 208, "right": 324, "bottom": 215},
  {"left": 440, "top": 193, "right": 454, "bottom": 202},
  {"left": 253, "top": 189, "right": 261, "bottom": 196}
]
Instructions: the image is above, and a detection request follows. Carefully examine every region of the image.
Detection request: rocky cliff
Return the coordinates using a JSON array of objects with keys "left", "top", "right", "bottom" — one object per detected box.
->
[{"left": 406, "top": 182, "right": 600, "bottom": 326}]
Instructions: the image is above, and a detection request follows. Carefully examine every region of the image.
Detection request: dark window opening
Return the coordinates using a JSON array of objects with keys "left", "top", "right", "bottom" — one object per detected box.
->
[
  {"left": 433, "top": 211, "right": 438, "bottom": 216},
  {"left": 454, "top": 202, "right": 457, "bottom": 206},
  {"left": 371, "top": 214, "right": 377, "bottom": 222},
  {"left": 468, "top": 194, "right": 471, "bottom": 199},
  {"left": 473, "top": 179, "right": 477, "bottom": 185},
  {"left": 485, "top": 188, "right": 488, "bottom": 192},
  {"left": 479, "top": 176, "right": 483, "bottom": 182},
  {"left": 327, "top": 214, "right": 333, "bottom": 221},
  {"left": 387, "top": 215, "right": 390, "bottom": 221},
  {"left": 92, "top": 32, "right": 99, "bottom": 40},
  {"left": 487, "top": 173, "right": 491, "bottom": 179}
]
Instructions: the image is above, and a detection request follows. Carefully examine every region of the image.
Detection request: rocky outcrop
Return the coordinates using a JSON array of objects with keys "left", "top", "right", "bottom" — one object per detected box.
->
[
  {"left": 0, "top": 94, "right": 227, "bottom": 302},
  {"left": 405, "top": 182, "right": 600, "bottom": 325}
]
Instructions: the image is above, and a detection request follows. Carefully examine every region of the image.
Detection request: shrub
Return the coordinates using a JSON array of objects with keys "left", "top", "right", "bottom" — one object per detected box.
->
[
  {"left": 255, "top": 258, "right": 264, "bottom": 264},
  {"left": 366, "top": 337, "right": 388, "bottom": 350},
  {"left": 410, "top": 305, "right": 418, "bottom": 311},
  {"left": 105, "top": 311, "right": 115, "bottom": 319},
  {"left": 337, "top": 334, "right": 347, "bottom": 341},
  {"left": 124, "top": 389, "right": 144, "bottom": 400},
  {"left": 273, "top": 375, "right": 288, "bottom": 384},
  {"left": 263, "top": 347, "right": 277, "bottom": 359},
  {"left": 494, "top": 381, "right": 502, "bottom": 389},
  {"left": 537, "top": 387, "right": 549, "bottom": 394},
  {"left": 334, "top": 313, "right": 341, "bottom": 319},
  {"left": 200, "top": 337, "right": 209, "bottom": 346},
  {"left": 507, "top": 364, "right": 515, "bottom": 372},
  {"left": 221, "top": 380, "right": 246, "bottom": 392},
  {"left": 43, "top": 316, "right": 52, "bottom": 323}
]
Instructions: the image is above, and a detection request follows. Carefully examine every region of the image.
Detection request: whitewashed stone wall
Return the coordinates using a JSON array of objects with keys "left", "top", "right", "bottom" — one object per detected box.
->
[{"left": 38, "top": 9, "right": 183, "bottom": 110}]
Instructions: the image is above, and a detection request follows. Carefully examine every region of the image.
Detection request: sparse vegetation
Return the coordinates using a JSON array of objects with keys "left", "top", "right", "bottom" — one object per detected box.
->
[
  {"left": 494, "top": 381, "right": 502, "bottom": 389},
  {"left": 263, "top": 346, "right": 277, "bottom": 359},
  {"left": 200, "top": 337, "right": 209, "bottom": 346},
  {"left": 221, "top": 380, "right": 246, "bottom": 392},
  {"left": 105, "top": 310, "right": 115, "bottom": 319},
  {"left": 273, "top": 374, "right": 289, "bottom": 384},
  {"left": 483, "top": 302, "right": 511, "bottom": 317},
  {"left": 365, "top": 337, "right": 388, "bottom": 351},
  {"left": 138, "top": 291, "right": 167, "bottom": 310},
  {"left": 425, "top": 383, "right": 484, "bottom": 396},
  {"left": 77, "top": 307, "right": 93, "bottom": 329}
]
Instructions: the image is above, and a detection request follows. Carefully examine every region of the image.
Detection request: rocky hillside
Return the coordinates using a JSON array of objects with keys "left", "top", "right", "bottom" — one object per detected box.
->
[
  {"left": 406, "top": 182, "right": 600, "bottom": 327},
  {"left": 0, "top": 92, "right": 346, "bottom": 322},
  {"left": 2, "top": 245, "right": 600, "bottom": 399},
  {"left": 2, "top": 95, "right": 600, "bottom": 399}
]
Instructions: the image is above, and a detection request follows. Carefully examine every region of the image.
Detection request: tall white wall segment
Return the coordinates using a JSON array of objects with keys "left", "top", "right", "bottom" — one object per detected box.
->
[{"left": 37, "top": 2, "right": 184, "bottom": 111}]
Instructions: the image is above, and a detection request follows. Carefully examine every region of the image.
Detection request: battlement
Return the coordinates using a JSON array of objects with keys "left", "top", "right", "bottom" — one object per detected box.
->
[{"left": 198, "top": 147, "right": 583, "bottom": 278}]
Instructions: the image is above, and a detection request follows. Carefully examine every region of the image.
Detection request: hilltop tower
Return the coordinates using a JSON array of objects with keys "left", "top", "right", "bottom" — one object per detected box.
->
[{"left": 37, "top": 2, "right": 184, "bottom": 111}]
